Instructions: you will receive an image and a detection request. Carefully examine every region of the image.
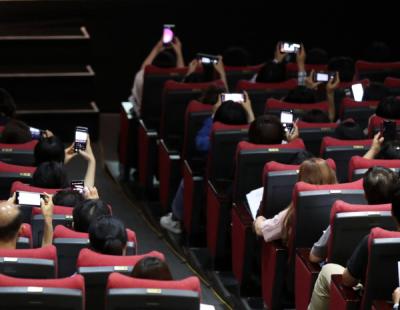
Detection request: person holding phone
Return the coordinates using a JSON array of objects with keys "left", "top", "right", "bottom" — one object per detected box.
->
[
  {"left": 253, "top": 42, "right": 287, "bottom": 83},
  {"left": 129, "top": 35, "right": 185, "bottom": 116}
]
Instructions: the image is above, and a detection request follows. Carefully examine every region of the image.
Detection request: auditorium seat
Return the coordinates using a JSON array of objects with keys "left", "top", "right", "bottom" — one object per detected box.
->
[
  {"left": 0, "top": 161, "right": 35, "bottom": 199},
  {"left": 297, "top": 121, "right": 337, "bottom": 156},
  {"left": 224, "top": 64, "right": 262, "bottom": 90},
  {"left": 384, "top": 77, "right": 400, "bottom": 96},
  {"left": 339, "top": 97, "right": 379, "bottom": 130},
  {"left": 355, "top": 60, "right": 400, "bottom": 82},
  {"left": 0, "top": 140, "right": 37, "bottom": 166},
  {"left": 348, "top": 155, "right": 400, "bottom": 181},
  {"left": 367, "top": 115, "right": 400, "bottom": 137},
  {"left": 265, "top": 98, "right": 330, "bottom": 120}
]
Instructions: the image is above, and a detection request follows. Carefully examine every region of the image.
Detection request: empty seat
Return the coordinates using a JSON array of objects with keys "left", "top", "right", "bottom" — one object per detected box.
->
[
  {"left": 106, "top": 272, "right": 201, "bottom": 310},
  {"left": 384, "top": 77, "right": 400, "bottom": 96},
  {"left": 348, "top": 155, "right": 400, "bottom": 181},
  {"left": 0, "top": 140, "right": 37, "bottom": 166},
  {"left": 17, "top": 223, "right": 32, "bottom": 249},
  {"left": 367, "top": 114, "right": 400, "bottom": 137},
  {"left": 297, "top": 121, "right": 337, "bottom": 156},
  {"left": 224, "top": 64, "right": 262, "bottom": 90},
  {"left": 0, "top": 245, "right": 57, "bottom": 278},
  {"left": 0, "top": 273, "right": 84, "bottom": 310},
  {"left": 265, "top": 98, "right": 330, "bottom": 120},
  {"left": 0, "top": 161, "right": 35, "bottom": 199},
  {"left": 356, "top": 60, "right": 400, "bottom": 82},
  {"left": 339, "top": 97, "right": 379, "bottom": 130}
]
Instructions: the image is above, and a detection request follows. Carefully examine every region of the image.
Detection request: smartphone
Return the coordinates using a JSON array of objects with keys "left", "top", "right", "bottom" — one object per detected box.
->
[
  {"left": 29, "top": 127, "right": 43, "bottom": 140},
  {"left": 221, "top": 93, "right": 245, "bottom": 104},
  {"left": 280, "top": 42, "right": 301, "bottom": 53},
  {"left": 15, "top": 191, "right": 43, "bottom": 206},
  {"left": 71, "top": 180, "right": 85, "bottom": 194},
  {"left": 382, "top": 120, "right": 397, "bottom": 142},
  {"left": 197, "top": 53, "right": 219, "bottom": 65},
  {"left": 314, "top": 72, "right": 336, "bottom": 83},
  {"left": 351, "top": 83, "right": 364, "bottom": 102},
  {"left": 162, "top": 24, "right": 175, "bottom": 45},
  {"left": 74, "top": 126, "right": 88, "bottom": 152},
  {"left": 280, "top": 110, "right": 294, "bottom": 133}
]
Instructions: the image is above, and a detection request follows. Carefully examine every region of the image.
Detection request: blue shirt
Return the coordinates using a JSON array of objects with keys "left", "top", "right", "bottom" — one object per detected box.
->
[{"left": 195, "top": 117, "right": 213, "bottom": 153}]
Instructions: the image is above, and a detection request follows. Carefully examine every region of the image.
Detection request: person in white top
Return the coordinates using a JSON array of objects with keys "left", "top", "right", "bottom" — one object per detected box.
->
[{"left": 253, "top": 158, "right": 337, "bottom": 245}]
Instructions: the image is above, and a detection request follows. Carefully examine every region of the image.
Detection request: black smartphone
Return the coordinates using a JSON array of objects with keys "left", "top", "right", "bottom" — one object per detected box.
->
[
  {"left": 71, "top": 180, "right": 85, "bottom": 194},
  {"left": 15, "top": 191, "right": 43, "bottom": 206},
  {"left": 313, "top": 72, "right": 336, "bottom": 83},
  {"left": 280, "top": 110, "right": 294, "bottom": 133},
  {"left": 197, "top": 53, "right": 219, "bottom": 65},
  {"left": 280, "top": 42, "right": 301, "bottom": 53},
  {"left": 162, "top": 24, "right": 175, "bottom": 46},
  {"left": 382, "top": 120, "right": 397, "bottom": 142},
  {"left": 221, "top": 93, "right": 245, "bottom": 103},
  {"left": 29, "top": 127, "right": 44, "bottom": 140},
  {"left": 74, "top": 126, "right": 88, "bottom": 152}
]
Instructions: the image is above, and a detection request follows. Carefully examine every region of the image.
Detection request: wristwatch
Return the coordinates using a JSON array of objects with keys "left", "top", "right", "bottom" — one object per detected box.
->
[{"left": 393, "top": 303, "right": 399, "bottom": 310}]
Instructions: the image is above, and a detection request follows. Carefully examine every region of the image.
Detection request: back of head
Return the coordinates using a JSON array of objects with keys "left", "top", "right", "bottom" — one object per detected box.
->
[
  {"left": 89, "top": 215, "right": 127, "bottom": 255},
  {"left": 363, "top": 41, "right": 392, "bottom": 62},
  {"left": 0, "top": 119, "right": 31, "bottom": 144},
  {"left": 377, "top": 140, "right": 400, "bottom": 160},
  {"left": 298, "top": 158, "right": 337, "bottom": 185},
  {"left": 256, "top": 61, "right": 286, "bottom": 83},
  {"left": 73, "top": 199, "right": 111, "bottom": 232},
  {"left": 328, "top": 56, "right": 355, "bottom": 82},
  {"left": 363, "top": 82, "right": 388, "bottom": 101},
  {"left": 289, "top": 150, "right": 314, "bottom": 165},
  {"left": 213, "top": 101, "right": 248, "bottom": 125},
  {"left": 0, "top": 202, "right": 22, "bottom": 244},
  {"left": 32, "top": 161, "right": 68, "bottom": 189},
  {"left": 53, "top": 189, "right": 84, "bottom": 208},
  {"left": 248, "top": 114, "right": 285, "bottom": 145},
  {"left": 301, "top": 109, "right": 330, "bottom": 123},
  {"left": 0, "top": 88, "right": 16, "bottom": 119},
  {"left": 34, "top": 136, "right": 65, "bottom": 165},
  {"left": 198, "top": 85, "right": 225, "bottom": 105},
  {"left": 152, "top": 49, "right": 177, "bottom": 68},
  {"left": 131, "top": 257, "right": 173, "bottom": 280},
  {"left": 376, "top": 96, "right": 400, "bottom": 119},
  {"left": 363, "top": 166, "right": 398, "bottom": 204},
  {"left": 306, "top": 48, "right": 329, "bottom": 65},
  {"left": 334, "top": 119, "right": 365, "bottom": 140},
  {"left": 222, "top": 46, "right": 250, "bottom": 67},
  {"left": 285, "top": 86, "right": 317, "bottom": 103}
]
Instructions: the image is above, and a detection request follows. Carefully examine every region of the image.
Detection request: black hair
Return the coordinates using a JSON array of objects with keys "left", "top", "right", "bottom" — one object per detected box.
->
[
  {"left": 375, "top": 96, "right": 400, "bottom": 120},
  {"left": 301, "top": 109, "right": 330, "bottom": 123},
  {"left": 363, "top": 41, "right": 392, "bottom": 62},
  {"left": 363, "top": 82, "right": 388, "bottom": 101},
  {"left": 0, "top": 208, "right": 22, "bottom": 242},
  {"left": 222, "top": 46, "right": 251, "bottom": 67},
  {"left": 89, "top": 215, "right": 127, "bottom": 255},
  {"left": 0, "top": 88, "right": 16, "bottom": 119},
  {"left": 32, "top": 161, "right": 68, "bottom": 189},
  {"left": 152, "top": 49, "right": 177, "bottom": 68},
  {"left": 334, "top": 120, "right": 365, "bottom": 140},
  {"left": 34, "top": 136, "right": 65, "bottom": 165},
  {"left": 328, "top": 57, "right": 355, "bottom": 82},
  {"left": 248, "top": 114, "right": 285, "bottom": 145},
  {"left": 198, "top": 85, "right": 225, "bottom": 105},
  {"left": 306, "top": 48, "right": 329, "bottom": 65},
  {"left": 73, "top": 199, "right": 111, "bottom": 233},
  {"left": 131, "top": 257, "right": 173, "bottom": 280},
  {"left": 289, "top": 150, "right": 314, "bottom": 165},
  {"left": 285, "top": 86, "right": 317, "bottom": 103},
  {"left": 377, "top": 140, "right": 400, "bottom": 160},
  {"left": 363, "top": 166, "right": 398, "bottom": 204},
  {"left": 0, "top": 119, "right": 31, "bottom": 144},
  {"left": 213, "top": 101, "right": 248, "bottom": 125},
  {"left": 256, "top": 61, "right": 286, "bottom": 83},
  {"left": 53, "top": 189, "right": 84, "bottom": 208}
]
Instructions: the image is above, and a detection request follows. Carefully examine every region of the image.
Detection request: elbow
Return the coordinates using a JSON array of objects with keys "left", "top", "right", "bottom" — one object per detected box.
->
[{"left": 309, "top": 252, "right": 323, "bottom": 263}]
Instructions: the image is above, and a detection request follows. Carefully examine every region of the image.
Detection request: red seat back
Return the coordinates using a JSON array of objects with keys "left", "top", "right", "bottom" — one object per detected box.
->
[{"left": 348, "top": 155, "right": 400, "bottom": 181}]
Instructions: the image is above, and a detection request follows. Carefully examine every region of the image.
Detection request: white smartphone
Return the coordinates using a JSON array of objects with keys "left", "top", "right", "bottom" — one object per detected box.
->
[
  {"left": 15, "top": 191, "right": 42, "bottom": 206},
  {"left": 74, "top": 126, "right": 89, "bottom": 152},
  {"left": 280, "top": 111, "right": 294, "bottom": 133},
  {"left": 221, "top": 93, "right": 245, "bottom": 103},
  {"left": 162, "top": 24, "right": 175, "bottom": 45},
  {"left": 351, "top": 83, "right": 364, "bottom": 102},
  {"left": 280, "top": 42, "right": 301, "bottom": 53}
]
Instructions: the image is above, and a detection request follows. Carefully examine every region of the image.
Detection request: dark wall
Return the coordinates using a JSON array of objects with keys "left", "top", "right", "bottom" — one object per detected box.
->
[{"left": 1, "top": 1, "right": 399, "bottom": 112}]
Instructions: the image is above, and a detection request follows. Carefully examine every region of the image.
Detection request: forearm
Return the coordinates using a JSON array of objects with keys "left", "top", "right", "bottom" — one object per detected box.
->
[
  {"left": 140, "top": 48, "right": 159, "bottom": 70},
  {"left": 342, "top": 268, "right": 358, "bottom": 287},
  {"left": 176, "top": 51, "right": 185, "bottom": 68},
  {"left": 246, "top": 107, "right": 255, "bottom": 123},
  {"left": 327, "top": 91, "right": 336, "bottom": 122},
  {"left": 363, "top": 148, "right": 379, "bottom": 159},
  {"left": 42, "top": 217, "right": 53, "bottom": 247},
  {"left": 84, "top": 158, "right": 96, "bottom": 188}
]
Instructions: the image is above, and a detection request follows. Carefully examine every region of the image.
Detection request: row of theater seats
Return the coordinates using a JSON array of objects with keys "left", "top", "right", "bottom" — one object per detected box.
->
[{"left": 0, "top": 246, "right": 201, "bottom": 310}]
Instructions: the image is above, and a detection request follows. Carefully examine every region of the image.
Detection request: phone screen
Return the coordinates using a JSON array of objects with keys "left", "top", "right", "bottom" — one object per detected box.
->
[
  {"left": 29, "top": 127, "right": 41, "bottom": 139},
  {"left": 280, "top": 111, "right": 294, "bottom": 124},
  {"left": 201, "top": 56, "right": 218, "bottom": 64},
  {"left": 280, "top": 42, "right": 300, "bottom": 53},
  {"left": 162, "top": 25, "right": 174, "bottom": 45},
  {"left": 74, "top": 127, "right": 88, "bottom": 152},
  {"left": 316, "top": 73, "right": 329, "bottom": 82},
  {"left": 71, "top": 180, "right": 85, "bottom": 194},
  {"left": 16, "top": 191, "right": 41, "bottom": 206},
  {"left": 221, "top": 93, "right": 245, "bottom": 103},
  {"left": 351, "top": 83, "right": 364, "bottom": 102}
]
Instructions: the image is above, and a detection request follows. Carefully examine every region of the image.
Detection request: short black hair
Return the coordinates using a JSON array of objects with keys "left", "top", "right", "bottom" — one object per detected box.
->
[
  {"left": 53, "top": 189, "right": 84, "bottom": 208},
  {"left": 73, "top": 199, "right": 111, "bottom": 233},
  {"left": 89, "top": 215, "right": 127, "bottom": 255},
  {"left": 152, "top": 49, "right": 177, "bottom": 68},
  {"left": 131, "top": 257, "right": 173, "bottom": 280},
  {"left": 0, "top": 119, "right": 31, "bottom": 144},
  {"left": 32, "top": 161, "right": 68, "bottom": 189},
  {"left": 301, "top": 109, "right": 330, "bottom": 123},
  {"left": 0, "top": 208, "right": 22, "bottom": 242},
  {"left": 328, "top": 57, "right": 355, "bottom": 82},
  {"left": 363, "top": 166, "right": 398, "bottom": 204},
  {"left": 34, "top": 136, "right": 65, "bottom": 165},
  {"left": 248, "top": 114, "right": 285, "bottom": 145},
  {"left": 198, "top": 85, "right": 225, "bottom": 105},
  {"left": 256, "top": 61, "right": 286, "bottom": 83},
  {"left": 334, "top": 120, "right": 365, "bottom": 140},
  {"left": 363, "top": 82, "right": 388, "bottom": 101},
  {"left": 285, "top": 86, "right": 317, "bottom": 103},
  {"left": 213, "top": 101, "right": 248, "bottom": 125},
  {"left": 375, "top": 96, "right": 400, "bottom": 120}
]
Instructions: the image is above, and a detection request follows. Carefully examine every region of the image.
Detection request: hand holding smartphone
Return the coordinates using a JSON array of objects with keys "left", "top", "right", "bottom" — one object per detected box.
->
[
  {"left": 221, "top": 93, "right": 245, "bottom": 104},
  {"left": 313, "top": 72, "right": 336, "bottom": 83},
  {"left": 74, "top": 126, "right": 89, "bottom": 152},
  {"left": 15, "top": 191, "right": 43, "bottom": 206},
  {"left": 30, "top": 127, "right": 44, "bottom": 140},
  {"left": 71, "top": 180, "right": 85, "bottom": 194},
  {"left": 280, "top": 110, "right": 294, "bottom": 134},
  {"left": 162, "top": 24, "right": 175, "bottom": 46},
  {"left": 197, "top": 53, "right": 219, "bottom": 65}
]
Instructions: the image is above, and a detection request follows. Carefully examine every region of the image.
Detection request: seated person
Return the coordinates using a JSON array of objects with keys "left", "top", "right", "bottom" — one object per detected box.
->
[
  {"left": 333, "top": 119, "right": 365, "bottom": 140},
  {"left": 375, "top": 96, "right": 400, "bottom": 120},
  {"left": 301, "top": 109, "right": 331, "bottom": 123},
  {"left": 254, "top": 42, "right": 287, "bottom": 83},
  {"left": 52, "top": 189, "right": 85, "bottom": 208},
  {"left": 0, "top": 88, "right": 16, "bottom": 125},
  {"left": 88, "top": 215, "right": 127, "bottom": 255},
  {"left": 309, "top": 166, "right": 398, "bottom": 263},
  {"left": 129, "top": 37, "right": 185, "bottom": 116},
  {"left": 34, "top": 135, "right": 65, "bottom": 165},
  {"left": 327, "top": 56, "right": 355, "bottom": 83},
  {"left": 307, "top": 179, "right": 400, "bottom": 310},
  {"left": 0, "top": 193, "right": 53, "bottom": 248},
  {"left": 363, "top": 133, "right": 400, "bottom": 160},
  {"left": 253, "top": 158, "right": 337, "bottom": 245},
  {"left": 363, "top": 82, "right": 388, "bottom": 101},
  {"left": 131, "top": 257, "right": 173, "bottom": 280},
  {"left": 393, "top": 287, "right": 400, "bottom": 310},
  {"left": 72, "top": 199, "right": 111, "bottom": 233}
]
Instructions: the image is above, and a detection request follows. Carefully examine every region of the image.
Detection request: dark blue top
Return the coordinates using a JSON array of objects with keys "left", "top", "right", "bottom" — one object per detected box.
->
[{"left": 195, "top": 117, "right": 213, "bottom": 153}]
